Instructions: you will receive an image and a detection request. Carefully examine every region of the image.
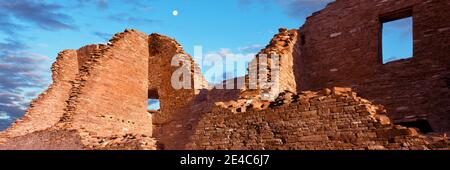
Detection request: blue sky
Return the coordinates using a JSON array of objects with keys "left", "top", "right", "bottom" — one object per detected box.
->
[
  {"left": 382, "top": 17, "right": 413, "bottom": 64},
  {"left": 0, "top": 0, "right": 412, "bottom": 130}
]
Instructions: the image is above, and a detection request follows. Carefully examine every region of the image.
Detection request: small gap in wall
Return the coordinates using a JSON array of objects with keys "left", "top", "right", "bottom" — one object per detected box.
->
[
  {"left": 148, "top": 99, "right": 160, "bottom": 111},
  {"left": 395, "top": 119, "right": 434, "bottom": 134}
]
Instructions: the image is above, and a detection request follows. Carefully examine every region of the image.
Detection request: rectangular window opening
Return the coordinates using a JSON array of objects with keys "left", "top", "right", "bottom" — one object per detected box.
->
[
  {"left": 380, "top": 9, "right": 413, "bottom": 64},
  {"left": 148, "top": 89, "right": 160, "bottom": 111}
]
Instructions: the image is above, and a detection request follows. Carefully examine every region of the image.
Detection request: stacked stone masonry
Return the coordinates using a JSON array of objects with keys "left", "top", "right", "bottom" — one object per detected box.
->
[
  {"left": 0, "top": 30, "right": 158, "bottom": 149},
  {"left": 0, "top": 47, "right": 91, "bottom": 139},
  {"left": 295, "top": 0, "right": 450, "bottom": 132},
  {"left": 187, "top": 88, "right": 433, "bottom": 150},
  {"left": 242, "top": 28, "right": 298, "bottom": 101},
  {"left": 0, "top": 0, "right": 449, "bottom": 150}
]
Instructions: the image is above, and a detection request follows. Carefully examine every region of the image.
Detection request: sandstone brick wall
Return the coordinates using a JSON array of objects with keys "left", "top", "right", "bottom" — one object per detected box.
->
[
  {"left": 76, "top": 45, "right": 99, "bottom": 68},
  {"left": 1, "top": 0, "right": 448, "bottom": 150},
  {"left": 0, "top": 30, "right": 158, "bottom": 150},
  {"left": 0, "top": 30, "right": 208, "bottom": 150},
  {"left": 151, "top": 28, "right": 302, "bottom": 150},
  {"left": 294, "top": 0, "right": 450, "bottom": 132},
  {"left": 147, "top": 33, "right": 210, "bottom": 149},
  {"left": 151, "top": 86, "right": 241, "bottom": 150},
  {"left": 242, "top": 28, "right": 298, "bottom": 101},
  {"left": 187, "top": 88, "right": 431, "bottom": 150},
  {"left": 59, "top": 30, "right": 153, "bottom": 138},
  {"left": 0, "top": 46, "right": 96, "bottom": 138},
  {"left": 148, "top": 33, "right": 207, "bottom": 125}
]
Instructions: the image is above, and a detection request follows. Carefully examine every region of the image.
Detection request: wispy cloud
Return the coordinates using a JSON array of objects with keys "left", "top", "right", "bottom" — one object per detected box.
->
[
  {"left": 76, "top": 0, "right": 109, "bottom": 9},
  {"left": 108, "top": 14, "right": 162, "bottom": 25},
  {"left": 0, "top": 111, "right": 11, "bottom": 120},
  {"left": 0, "top": 0, "right": 77, "bottom": 31},
  {"left": 76, "top": 0, "right": 154, "bottom": 11},
  {"left": 0, "top": 93, "right": 28, "bottom": 119},
  {"left": 93, "top": 31, "right": 113, "bottom": 41},
  {"left": 0, "top": 38, "right": 50, "bottom": 130},
  {"left": 238, "top": 0, "right": 271, "bottom": 6},
  {"left": 237, "top": 44, "right": 264, "bottom": 53},
  {"left": 0, "top": 51, "right": 49, "bottom": 94},
  {"left": 0, "top": 39, "right": 28, "bottom": 51},
  {"left": 202, "top": 48, "right": 255, "bottom": 83},
  {"left": 384, "top": 17, "right": 413, "bottom": 39},
  {"left": 0, "top": 15, "right": 25, "bottom": 36},
  {"left": 278, "top": 0, "right": 334, "bottom": 18},
  {"left": 240, "top": 0, "right": 334, "bottom": 19}
]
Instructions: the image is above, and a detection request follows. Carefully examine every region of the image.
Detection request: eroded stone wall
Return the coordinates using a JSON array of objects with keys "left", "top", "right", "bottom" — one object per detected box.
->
[
  {"left": 0, "top": 45, "right": 97, "bottom": 138},
  {"left": 0, "top": 30, "right": 208, "bottom": 150},
  {"left": 0, "top": 0, "right": 448, "bottom": 150},
  {"left": 58, "top": 30, "right": 153, "bottom": 138},
  {"left": 148, "top": 33, "right": 207, "bottom": 125},
  {"left": 242, "top": 28, "right": 298, "bottom": 101},
  {"left": 0, "top": 30, "right": 158, "bottom": 150},
  {"left": 187, "top": 88, "right": 431, "bottom": 150},
  {"left": 295, "top": 0, "right": 450, "bottom": 132}
]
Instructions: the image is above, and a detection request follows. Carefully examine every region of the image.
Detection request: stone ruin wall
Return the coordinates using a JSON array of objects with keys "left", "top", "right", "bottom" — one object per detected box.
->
[
  {"left": 242, "top": 28, "right": 298, "bottom": 101},
  {"left": 0, "top": 45, "right": 98, "bottom": 139},
  {"left": 58, "top": 30, "right": 153, "bottom": 137},
  {"left": 152, "top": 28, "right": 302, "bottom": 150},
  {"left": 295, "top": 0, "right": 450, "bottom": 132},
  {"left": 0, "top": 29, "right": 208, "bottom": 150},
  {"left": 0, "top": 0, "right": 449, "bottom": 150},
  {"left": 148, "top": 33, "right": 207, "bottom": 125},
  {"left": 148, "top": 33, "right": 209, "bottom": 149},
  {"left": 0, "top": 30, "right": 152, "bottom": 149},
  {"left": 180, "top": 0, "right": 450, "bottom": 149},
  {"left": 188, "top": 88, "right": 431, "bottom": 150}
]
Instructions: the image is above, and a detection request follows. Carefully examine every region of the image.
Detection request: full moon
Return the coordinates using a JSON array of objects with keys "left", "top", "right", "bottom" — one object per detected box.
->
[{"left": 172, "top": 10, "right": 178, "bottom": 16}]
